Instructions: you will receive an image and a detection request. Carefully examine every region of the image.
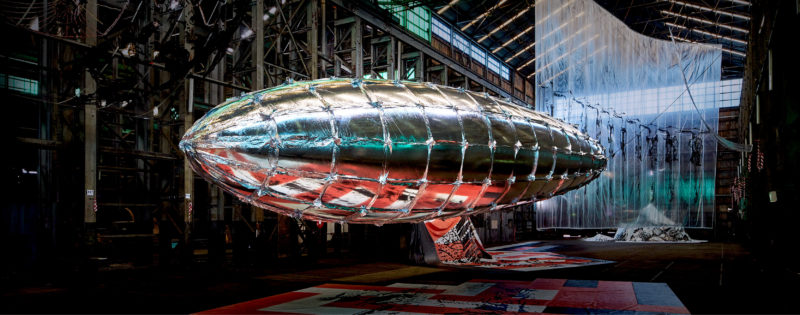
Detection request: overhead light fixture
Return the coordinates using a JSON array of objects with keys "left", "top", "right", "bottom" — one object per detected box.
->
[
  {"left": 121, "top": 42, "right": 137, "bottom": 57},
  {"left": 239, "top": 24, "right": 254, "bottom": 39},
  {"left": 727, "top": 0, "right": 751, "bottom": 6},
  {"left": 29, "top": 17, "right": 39, "bottom": 31},
  {"left": 264, "top": 6, "right": 278, "bottom": 22}
]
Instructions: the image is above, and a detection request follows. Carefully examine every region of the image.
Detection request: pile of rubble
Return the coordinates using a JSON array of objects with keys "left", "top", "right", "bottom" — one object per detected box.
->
[
  {"left": 614, "top": 226, "right": 694, "bottom": 242},
  {"left": 582, "top": 233, "right": 615, "bottom": 242}
]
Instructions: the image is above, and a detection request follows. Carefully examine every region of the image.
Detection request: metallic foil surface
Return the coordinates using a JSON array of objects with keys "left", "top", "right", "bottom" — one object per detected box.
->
[{"left": 180, "top": 79, "right": 607, "bottom": 224}]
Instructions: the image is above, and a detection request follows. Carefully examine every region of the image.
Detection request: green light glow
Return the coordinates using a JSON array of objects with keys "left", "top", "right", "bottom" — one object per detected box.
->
[
  {"left": 0, "top": 74, "right": 39, "bottom": 95},
  {"left": 377, "top": 1, "right": 431, "bottom": 42}
]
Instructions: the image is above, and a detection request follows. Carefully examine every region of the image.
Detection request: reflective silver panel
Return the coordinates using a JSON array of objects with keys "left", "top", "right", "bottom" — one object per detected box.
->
[{"left": 180, "top": 79, "right": 607, "bottom": 224}]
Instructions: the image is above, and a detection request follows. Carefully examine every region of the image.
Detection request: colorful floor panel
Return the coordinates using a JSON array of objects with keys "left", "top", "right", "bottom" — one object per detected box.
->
[
  {"left": 487, "top": 241, "right": 562, "bottom": 253},
  {"left": 198, "top": 278, "right": 690, "bottom": 314},
  {"left": 445, "top": 241, "right": 613, "bottom": 271}
]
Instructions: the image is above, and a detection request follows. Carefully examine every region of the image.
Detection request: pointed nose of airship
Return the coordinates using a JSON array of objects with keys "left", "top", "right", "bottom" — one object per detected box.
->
[
  {"left": 178, "top": 135, "right": 194, "bottom": 156},
  {"left": 179, "top": 93, "right": 280, "bottom": 194},
  {"left": 179, "top": 96, "right": 238, "bottom": 161},
  {"left": 180, "top": 94, "right": 260, "bottom": 152}
]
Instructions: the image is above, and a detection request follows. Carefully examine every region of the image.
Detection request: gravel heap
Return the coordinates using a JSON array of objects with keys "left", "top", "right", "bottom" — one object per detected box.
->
[
  {"left": 614, "top": 226, "right": 694, "bottom": 242},
  {"left": 582, "top": 233, "right": 615, "bottom": 242}
]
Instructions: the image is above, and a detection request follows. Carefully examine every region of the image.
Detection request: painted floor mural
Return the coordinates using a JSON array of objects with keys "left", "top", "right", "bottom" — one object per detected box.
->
[
  {"left": 198, "top": 278, "right": 690, "bottom": 314},
  {"left": 445, "top": 241, "right": 613, "bottom": 271}
]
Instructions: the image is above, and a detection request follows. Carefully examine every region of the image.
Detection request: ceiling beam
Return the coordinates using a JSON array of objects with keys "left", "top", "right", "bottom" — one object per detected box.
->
[
  {"left": 460, "top": 0, "right": 507, "bottom": 31},
  {"left": 661, "top": 10, "right": 749, "bottom": 33},
  {"left": 665, "top": 22, "right": 748, "bottom": 45},
  {"left": 477, "top": 3, "right": 535, "bottom": 43},
  {"left": 437, "top": 0, "right": 460, "bottom": 14},
  {"left": 669, "top": 35, "right": 747, "bottom": 57},
  {"left": 492, "top": 25, "right": 534, "bottom": 53},
  {"left": 663, "top": 0, "right": 750, "bottom": 21}
]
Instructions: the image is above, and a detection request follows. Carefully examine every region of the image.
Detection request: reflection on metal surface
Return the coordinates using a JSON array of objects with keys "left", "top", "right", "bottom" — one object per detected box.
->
[{"left": 180, "top": 79, "right": 607, "bottom": 224}]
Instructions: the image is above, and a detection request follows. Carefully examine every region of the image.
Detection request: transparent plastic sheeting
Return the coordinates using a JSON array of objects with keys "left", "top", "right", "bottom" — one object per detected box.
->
[
  {"left": 534, "top": 0, "right": 724, "bottom": 229},
  {"left": 180, "top": 79, "right": 607, "bottom": 225}
]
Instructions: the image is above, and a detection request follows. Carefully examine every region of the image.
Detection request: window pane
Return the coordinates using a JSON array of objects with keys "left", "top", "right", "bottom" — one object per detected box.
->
[
  {"left": 432, "top": 17, "right": 450, "bottom": 42},
  {"left": 453, "top": 33, "right": 469, "bottom": 53},
  {"left": 470, "top": 44, "right": 486, "bottom": 65},
  {"left": 488, "top": 57, "right": 500, "bottom": 74},
  {"left": 500, "top": 65, "right": 510, "bottom": 80}
]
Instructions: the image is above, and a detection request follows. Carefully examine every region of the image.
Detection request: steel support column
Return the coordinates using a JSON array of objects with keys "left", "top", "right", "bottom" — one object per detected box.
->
[
  {"left": 307, "top": 0, "right": 319, "bottom": 79},
  {"left": 415, "top": 50, "right": 424, "bottom": 82},
  {"left": 320, "top": 0, "right": 328, "bottom": 77},
  {"left": 443, "top": 64, "right": 448, "bottom": 85},
  {"left": 253, "top": 0, "right": 265, "bottom": 89},
  {"left": 351, "top": 16, "right": 363, "bottom": 78},
  {"left": 387, "top": 36, "right": 395, "bottom": 80},
  {"left": 397, "top": 41, "right": 404, "bottom": 80},
  {"left": 84, "top": 0, "right": 97, "bottom": 224},
  {"left": 182, "top": 5, "right": 195, "bottom": 237},
  {"left": 183, "top": 78, "right": 194, "bottom": 230}
]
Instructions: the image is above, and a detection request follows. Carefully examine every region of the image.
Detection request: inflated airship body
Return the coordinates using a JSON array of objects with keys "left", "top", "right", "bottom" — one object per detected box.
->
[{"left": 180, "top": 79, "right": 606, "bottom": 224}]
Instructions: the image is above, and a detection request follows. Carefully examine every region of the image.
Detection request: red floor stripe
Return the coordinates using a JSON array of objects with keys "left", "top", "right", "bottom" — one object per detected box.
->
[{"left": 196, "top": 291, "right": 317, "bottom": 314}]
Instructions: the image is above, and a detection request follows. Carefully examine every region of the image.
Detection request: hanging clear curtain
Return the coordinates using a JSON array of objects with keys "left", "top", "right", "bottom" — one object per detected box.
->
[{"left": 534, "top": 0, "right": 723, "bottom": 229}]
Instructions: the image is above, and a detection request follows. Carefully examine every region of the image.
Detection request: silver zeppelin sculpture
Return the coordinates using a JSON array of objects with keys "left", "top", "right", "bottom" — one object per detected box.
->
[{"left": 180, "top": 79, "right": 607, "bottom": 224}]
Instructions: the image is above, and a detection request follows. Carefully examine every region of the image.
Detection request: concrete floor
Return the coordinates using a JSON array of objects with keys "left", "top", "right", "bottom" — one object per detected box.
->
[{"left": 2, "top": 240, "right": 798, "bottom": 313}]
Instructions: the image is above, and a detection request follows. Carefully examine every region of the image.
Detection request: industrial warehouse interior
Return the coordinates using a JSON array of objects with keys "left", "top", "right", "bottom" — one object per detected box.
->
[{"left": 2, "top": 0, "right": 799, "bottom": 313}]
